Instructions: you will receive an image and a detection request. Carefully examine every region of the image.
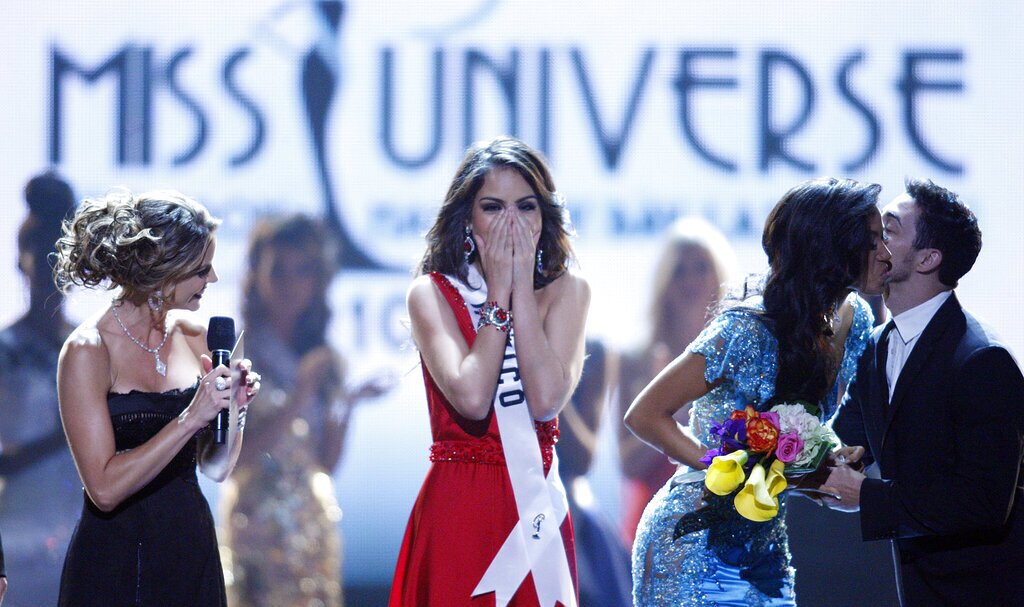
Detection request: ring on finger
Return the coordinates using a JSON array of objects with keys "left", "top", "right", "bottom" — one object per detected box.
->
[{"left": 215, "top": 377, "right": 228, "bottom": 391}]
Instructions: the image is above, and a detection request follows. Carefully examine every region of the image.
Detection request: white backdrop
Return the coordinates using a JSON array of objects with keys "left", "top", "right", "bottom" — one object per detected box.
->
[{"left": 1, "top": 0, "right": 1021, "bottom": 587}]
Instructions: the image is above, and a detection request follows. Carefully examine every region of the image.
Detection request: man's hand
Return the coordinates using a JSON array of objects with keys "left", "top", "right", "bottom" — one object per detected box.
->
[
  {"left": 833, "top": 445, "right": 865, "bottom": 467},
  {"left": 820, "top": 464, "right": 866, "bottom": 512}
]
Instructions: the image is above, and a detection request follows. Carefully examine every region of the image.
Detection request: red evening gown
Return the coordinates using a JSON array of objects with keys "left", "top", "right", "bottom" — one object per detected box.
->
[{"left": 389, "top": 273, "right": 578, "bottom": 607}]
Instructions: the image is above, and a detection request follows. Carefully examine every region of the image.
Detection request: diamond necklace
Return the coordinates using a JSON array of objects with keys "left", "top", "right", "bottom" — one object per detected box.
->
[{"left": 111, "top": 302, "right": 170, "bottom": 376}]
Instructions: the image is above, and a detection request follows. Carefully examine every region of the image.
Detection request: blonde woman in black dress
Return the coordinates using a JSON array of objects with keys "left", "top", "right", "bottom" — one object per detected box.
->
[{"left": 53, "top": 189, "right": 261, "bottom": 606}]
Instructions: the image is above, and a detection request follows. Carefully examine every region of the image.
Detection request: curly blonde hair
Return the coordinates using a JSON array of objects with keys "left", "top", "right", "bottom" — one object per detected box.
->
[{"left": 54, "top": 188, "right": 220, "bottom": 303}]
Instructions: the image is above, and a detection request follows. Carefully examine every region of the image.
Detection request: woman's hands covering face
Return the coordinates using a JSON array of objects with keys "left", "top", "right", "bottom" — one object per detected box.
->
[
  {"left": 475, "top": 209, "right": 514, "bottom": 300},
  {"left": 510, "top": 209, "right": 538, "bottom": 291}
]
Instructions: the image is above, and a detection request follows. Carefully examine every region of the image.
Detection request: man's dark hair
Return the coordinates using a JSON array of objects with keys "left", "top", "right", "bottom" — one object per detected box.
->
[{"left": 906, "top": 178, "right": 982, "bottom": 287}]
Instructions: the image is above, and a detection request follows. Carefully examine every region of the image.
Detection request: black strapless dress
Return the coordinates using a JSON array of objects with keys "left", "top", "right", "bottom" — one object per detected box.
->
[{"left": 58, "top": 385, "right": 226, "bottom": 607}]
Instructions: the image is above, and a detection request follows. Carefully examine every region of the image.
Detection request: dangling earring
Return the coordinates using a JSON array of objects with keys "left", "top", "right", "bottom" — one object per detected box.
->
[
  {"left": 536, "top": 247, "right": 544, "bottom": 274},
  {"left": 463, "top": 226, "right": 476, "bottom": 264},
  {"left": 148, "top": 289, "right": 163, "bottom": 312}
]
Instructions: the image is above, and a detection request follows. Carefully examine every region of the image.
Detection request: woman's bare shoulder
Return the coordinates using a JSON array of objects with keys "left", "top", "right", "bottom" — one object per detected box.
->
[
  {"left": 407, "top": 273, "right": 446, "bottom": 308},
  {"left": 170, "top": 311, "right": 209, "bottom": 356},
  {"left": 837, "top": 292, "right": 860, "bottom": 332},
  {"left": 545, "top": 269, "right": 591, "bottom": 303},
  {"left": 407, "top": 272, "right": 437, "bottom": 294},
  {"left": 63, "top": 320, "right": 104, "bottom": 355},
  {"left": 60, "top": 318, "right": 112, "bottom": 380},
  {"left": 173, "top": 311, "right": 206, "bottom": 336}
]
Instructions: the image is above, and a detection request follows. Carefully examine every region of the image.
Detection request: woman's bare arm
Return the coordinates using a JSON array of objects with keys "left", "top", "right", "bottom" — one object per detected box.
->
[
  {"left": 409, "top": 275, "right": 511, "bottom": 421},
  {"left": 624, "top": 350, "right": 720, "bottom": 469},
  {"left": 511, "top": 273, "right": 591, "bottom": 421}
]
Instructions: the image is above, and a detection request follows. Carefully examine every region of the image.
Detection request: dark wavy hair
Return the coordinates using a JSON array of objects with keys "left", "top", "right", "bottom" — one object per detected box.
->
[
  {"left": 54, "top": 188, "right": 219, "bottom": 304},
  {"left": 417, "top": 136, "right": 574, "bottom": 289},
  {"left": 756, "top": 177, "right": 881, "bottom": 403},
  {"left": 242, "top": 214, "right": 336, "bottom": 357},
  {"left": 905, "top": 178, "right": 981, "bottom": 288}
]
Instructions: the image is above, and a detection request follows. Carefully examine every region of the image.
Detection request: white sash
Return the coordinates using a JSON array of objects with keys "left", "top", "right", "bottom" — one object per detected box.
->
[{"left": 445, "top": 267, "right": 576, "bottom": 607}]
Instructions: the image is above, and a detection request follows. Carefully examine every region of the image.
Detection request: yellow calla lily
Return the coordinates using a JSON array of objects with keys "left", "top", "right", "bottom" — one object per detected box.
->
[
  {"left": 766, "top": 458, "right": 787, "bottom": 498},
  {"left": 734, "top": 462, "right": 780, "bottom": 522},
  {"left": 705, "top": 450, "right": 749, "bottom": 496}
]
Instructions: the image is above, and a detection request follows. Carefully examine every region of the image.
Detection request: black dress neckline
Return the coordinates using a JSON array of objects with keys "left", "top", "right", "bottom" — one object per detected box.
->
[{"left": 108, "top": 379, "right": 200, "bottom": 398}]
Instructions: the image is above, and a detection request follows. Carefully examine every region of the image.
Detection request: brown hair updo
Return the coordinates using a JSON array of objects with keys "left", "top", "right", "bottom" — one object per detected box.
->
[{"left": 54, "top": 188, "right": 220, "bottom": 304}]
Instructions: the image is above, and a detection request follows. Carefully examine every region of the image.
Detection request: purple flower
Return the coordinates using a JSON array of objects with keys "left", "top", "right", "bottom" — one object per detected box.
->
[
  {"left": 759, "top": 411, "right": 780, "bottom": 430},
  {"left": 719, "top": 418, "right": 747, "bottom": 452},
  {"left": 699, "top": 448, "right": 722, "bottom": 467},
  {"left": 775, "top": 433, "right": 804, "bottom": 463}
]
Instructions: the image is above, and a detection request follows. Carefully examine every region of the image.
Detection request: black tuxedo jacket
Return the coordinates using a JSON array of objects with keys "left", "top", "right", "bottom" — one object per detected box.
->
[{"left": 833, "top": 292, "right": 1024, "bottom": 606}]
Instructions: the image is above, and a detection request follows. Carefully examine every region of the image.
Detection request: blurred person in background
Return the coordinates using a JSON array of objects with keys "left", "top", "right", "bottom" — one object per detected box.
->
[
  {"left": 0, "top": 171, "right": 78, "bottom": 606},
  {"left": 616, "top": 217, "right": 735, "bottom": 545},
  {"left": 220, "top": 214, "right": 392, "bottom": 607},
  {"left": 53, "top": 188, "right": 259, "bottom": 606},
  {"left": 557, "top": 339, "right": 632, "bottom": 607}
]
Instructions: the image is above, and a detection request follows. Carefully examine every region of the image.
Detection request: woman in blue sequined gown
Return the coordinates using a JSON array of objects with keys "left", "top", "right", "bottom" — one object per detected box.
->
[
  {"left": 51, "top": 190, "right": 261, "bottom": 606},
  {"left": 625, "top": 178, "right": 893, "bottom": 606}
]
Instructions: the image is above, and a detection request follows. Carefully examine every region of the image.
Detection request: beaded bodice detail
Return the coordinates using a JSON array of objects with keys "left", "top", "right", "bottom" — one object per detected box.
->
[{"left": 108, "top": 384, "right": 200, "bottom": 485}]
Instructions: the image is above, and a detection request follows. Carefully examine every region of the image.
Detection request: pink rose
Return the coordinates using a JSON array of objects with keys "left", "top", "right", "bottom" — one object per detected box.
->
[{"left": 775, "top": 433, "right": 804, "bottom": 463}]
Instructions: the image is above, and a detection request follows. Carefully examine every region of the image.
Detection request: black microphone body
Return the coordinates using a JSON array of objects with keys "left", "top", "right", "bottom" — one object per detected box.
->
[{"left": 207, "top": 317, "right": 236, "bottom": 445}]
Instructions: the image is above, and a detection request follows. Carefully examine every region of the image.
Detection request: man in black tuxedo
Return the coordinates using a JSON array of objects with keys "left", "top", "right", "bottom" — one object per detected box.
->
[{"left": 824, "top": 179, "right": 1024, "bottom": 606}]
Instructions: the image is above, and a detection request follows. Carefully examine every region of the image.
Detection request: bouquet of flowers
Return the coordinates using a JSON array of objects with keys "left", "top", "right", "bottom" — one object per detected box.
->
[{"left": 697, "top": 402, "right": 839, "bottom": 523}]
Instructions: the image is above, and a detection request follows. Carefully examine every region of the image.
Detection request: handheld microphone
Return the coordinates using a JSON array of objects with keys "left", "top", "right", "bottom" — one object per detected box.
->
[{"left": 207, "top": 316, "right": 236, "bottom": 445}]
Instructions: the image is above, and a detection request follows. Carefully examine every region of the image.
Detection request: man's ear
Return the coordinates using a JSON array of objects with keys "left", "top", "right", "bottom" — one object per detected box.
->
[{"left": 917, "top": 248, "right": 942, "bottom": 274}]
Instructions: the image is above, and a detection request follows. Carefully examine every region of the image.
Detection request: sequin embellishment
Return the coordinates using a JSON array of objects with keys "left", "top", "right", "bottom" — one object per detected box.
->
[{"left": 631, "top": 297, "right": 873, "bottom": 606}]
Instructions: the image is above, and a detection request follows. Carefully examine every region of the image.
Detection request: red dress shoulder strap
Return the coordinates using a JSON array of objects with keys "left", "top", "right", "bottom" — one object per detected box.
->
[{"left": 427, "top": 272, "right": 477, "bottom": 347}]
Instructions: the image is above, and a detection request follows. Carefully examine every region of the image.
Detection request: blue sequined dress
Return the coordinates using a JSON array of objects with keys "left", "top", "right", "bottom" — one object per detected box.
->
[{"left": 632, "top": 295, "right": 872, "bottom": 607}]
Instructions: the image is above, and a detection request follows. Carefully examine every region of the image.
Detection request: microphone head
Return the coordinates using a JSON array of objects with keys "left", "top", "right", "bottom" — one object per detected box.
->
[{"left": 207, "top": 316, "right": 236, "bottom": 351}]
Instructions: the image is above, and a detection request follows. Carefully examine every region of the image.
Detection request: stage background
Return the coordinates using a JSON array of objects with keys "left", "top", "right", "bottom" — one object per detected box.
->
[{"left": 2, "top": 1, "right": 1021, "bottom": 605}]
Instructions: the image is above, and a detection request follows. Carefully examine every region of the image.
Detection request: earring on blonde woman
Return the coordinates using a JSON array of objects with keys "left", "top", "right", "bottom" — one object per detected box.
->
[{"left": 148, "top": 289, "right": 164, "bottom": 312}]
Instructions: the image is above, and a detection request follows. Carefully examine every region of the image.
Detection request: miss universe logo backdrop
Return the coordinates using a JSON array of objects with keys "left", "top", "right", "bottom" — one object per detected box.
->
[{"left": 1, "top": 0, "right": 1021, "bottom": 585}]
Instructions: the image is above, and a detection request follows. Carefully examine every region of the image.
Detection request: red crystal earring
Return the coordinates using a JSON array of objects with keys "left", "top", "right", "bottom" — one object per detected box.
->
[{"left": 464, "top": 226, "right": 476, "bottom": 263}]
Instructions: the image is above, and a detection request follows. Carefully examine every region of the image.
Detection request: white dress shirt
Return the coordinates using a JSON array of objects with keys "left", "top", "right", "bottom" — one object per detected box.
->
[{"left": 886, "top": 290, "right": 952, "bottom": 400}]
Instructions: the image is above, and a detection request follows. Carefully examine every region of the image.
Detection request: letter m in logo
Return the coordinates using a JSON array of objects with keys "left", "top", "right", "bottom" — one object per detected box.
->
[{"left": 50, "top": 44, "right": 152, "bottom": 165}]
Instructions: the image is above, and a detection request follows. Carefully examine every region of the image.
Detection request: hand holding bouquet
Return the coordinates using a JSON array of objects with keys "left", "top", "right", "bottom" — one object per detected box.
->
[{"left": 699, "top": 402, "right": 842, "bottom": 522}]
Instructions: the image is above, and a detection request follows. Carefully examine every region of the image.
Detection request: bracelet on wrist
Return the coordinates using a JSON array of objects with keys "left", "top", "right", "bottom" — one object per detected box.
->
[{"left": 478, "top": 300, "right": 512, "bottom": 333}]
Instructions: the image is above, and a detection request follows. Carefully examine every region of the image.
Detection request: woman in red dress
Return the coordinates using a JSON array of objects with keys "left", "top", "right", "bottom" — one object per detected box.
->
[{"left": 389, "top": 137, "right": 590, "bottom": 607}]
